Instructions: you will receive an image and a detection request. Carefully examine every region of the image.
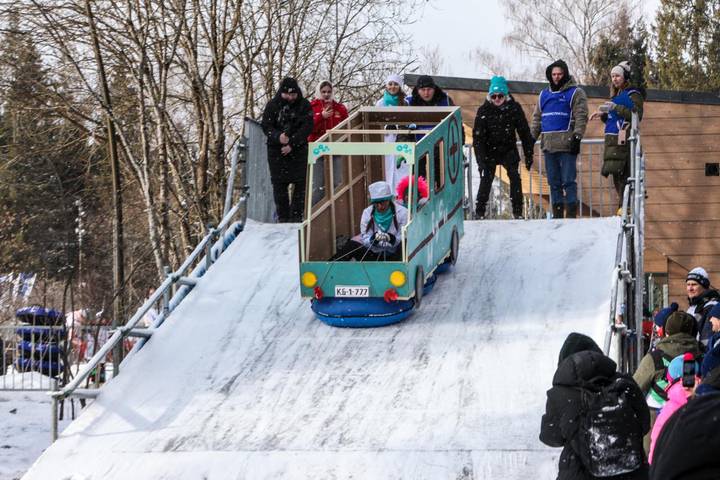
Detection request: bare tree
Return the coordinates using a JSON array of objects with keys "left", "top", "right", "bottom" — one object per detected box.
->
[
  {"left": 0, "top": 0, "right": 423, "bottom": 319},
  {"left": 503, "top": 0, "right": 636, "bottom": 82},
  {"left": 467, "top": 47, "right": 542, "bottom": 81},
  {"left": 417, "top": 44, "right": 448, "bottom": 76}
]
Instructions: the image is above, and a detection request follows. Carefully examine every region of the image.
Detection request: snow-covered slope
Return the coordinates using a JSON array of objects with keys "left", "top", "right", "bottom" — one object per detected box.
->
[{"left": 23, "top": 218, "right": 620, "bottom": 480}]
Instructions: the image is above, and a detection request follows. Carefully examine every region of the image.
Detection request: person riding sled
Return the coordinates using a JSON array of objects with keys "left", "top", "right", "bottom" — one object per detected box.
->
[{"left": 333, "top": 181, "right": 408, "bottom": 261}]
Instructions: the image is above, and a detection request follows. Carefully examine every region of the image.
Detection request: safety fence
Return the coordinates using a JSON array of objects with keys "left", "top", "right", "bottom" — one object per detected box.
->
[
  {"left": 464, "top": 138, "right": 618, "bottom": 219},
  {"left": 0, "top": 322, "right": 118, "bottom": 391}
]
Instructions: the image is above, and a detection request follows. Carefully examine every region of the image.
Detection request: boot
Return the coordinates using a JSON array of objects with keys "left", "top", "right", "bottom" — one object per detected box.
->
[
  {"left": 552, "top": 203, "right": 564, "bottom": 219},
  {"left": 475, "top": 204, "right": 486, "bottom": 220},
  {"left": 566, "top": 203, "right": 577, "bottom": 219}
]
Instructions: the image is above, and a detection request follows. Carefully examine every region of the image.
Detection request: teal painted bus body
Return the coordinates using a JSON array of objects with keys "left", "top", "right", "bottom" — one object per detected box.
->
[{"left": 299, "top": 107, "right": 465, "bottom": 312}]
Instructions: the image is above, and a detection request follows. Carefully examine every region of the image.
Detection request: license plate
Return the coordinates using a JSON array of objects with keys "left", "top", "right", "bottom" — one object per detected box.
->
[{"left": 334, "top": 285, "right": 369, "bottom": 297}]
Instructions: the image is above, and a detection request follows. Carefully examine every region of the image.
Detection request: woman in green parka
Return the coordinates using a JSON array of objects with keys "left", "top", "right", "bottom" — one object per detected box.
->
[{"left": 590, "top": 61, "right": 645, "bottom": 211}]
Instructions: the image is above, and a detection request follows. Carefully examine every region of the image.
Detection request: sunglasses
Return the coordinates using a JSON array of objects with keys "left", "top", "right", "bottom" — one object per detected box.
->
[{"left": 490, "top": 93, "right": 505, "bottom": 100}]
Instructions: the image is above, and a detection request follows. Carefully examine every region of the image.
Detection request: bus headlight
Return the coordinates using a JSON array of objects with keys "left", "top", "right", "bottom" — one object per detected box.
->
[
  {"left": 390, "top": 270, "right": 406, "bottom": 287},
  {"left": 302, "top": 271, "right": 317, "bottom": 288}
]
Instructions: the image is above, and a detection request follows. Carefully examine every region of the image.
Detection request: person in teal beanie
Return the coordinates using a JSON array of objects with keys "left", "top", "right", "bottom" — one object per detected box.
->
[{"left": 472, "top": 75, "right": 535, "bottom": 219}]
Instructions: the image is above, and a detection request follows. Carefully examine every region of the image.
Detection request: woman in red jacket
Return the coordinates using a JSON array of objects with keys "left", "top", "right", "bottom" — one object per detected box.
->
[{"left": 308, "top": 80, "right": 348, "bottom": 142}]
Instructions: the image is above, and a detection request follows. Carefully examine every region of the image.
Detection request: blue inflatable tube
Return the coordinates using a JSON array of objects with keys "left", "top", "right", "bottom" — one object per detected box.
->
[
  {"left": 15, "top": 326, "right": 66, "bottom": 339},
  {"left": 311, "top": 273, "right": 441, "bottom": 328},
  {"left": 312, "top": 297, "right": 415, "bottom": 328},
  {"left": 423, "top": 273, "right": 437, "bottom": 295},
  {"left": 15, "top": 357, "right": 64, "bottom": 377},
  {"left": 18, "top": 341, "right": 63, "bottom": 356},
  {"left": 15, "top": 306, "right": 64, "bottom": 325}
]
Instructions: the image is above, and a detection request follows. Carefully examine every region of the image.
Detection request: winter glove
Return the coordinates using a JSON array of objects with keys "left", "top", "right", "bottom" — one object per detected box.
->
[
  {"left": 524, "top": 153, "right": 534, "bottom": 171},
  {"left": 569, "top": 134, "right": 582, "bottom": 155},
  {"left": 387, "top": 233, "right": 397, "bottom": 245},
  {"left": 372, "top": 232, "right": 390, "bottom": 244}
]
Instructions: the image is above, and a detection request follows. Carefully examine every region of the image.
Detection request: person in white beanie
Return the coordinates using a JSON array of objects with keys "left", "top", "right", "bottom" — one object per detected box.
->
[
  {"left": 589, "top": 61, "right": 645, "bottom": 214},
  {"left": 332, "top": 181, "right": 408, "bottom": 261},
  {"left": 686, "top": 266, "right": 720, "bottom": 346},
  {"left": 376, "top": 74, "right": 408, "bottom": 190}
]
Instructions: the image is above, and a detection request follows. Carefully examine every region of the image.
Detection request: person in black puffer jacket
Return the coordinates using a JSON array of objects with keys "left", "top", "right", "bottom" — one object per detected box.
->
[
  {"left": 473, "top": 75, "right": 535, "bottom": 219},
  {"left": 261, "top": 77, "right": 314, "bottom": 222},
  {"left": 540, "top": 333, "right": 650, "bottom": 480},
  {"left": 649, "top": 394, "right": 720, "bottom": 479}
]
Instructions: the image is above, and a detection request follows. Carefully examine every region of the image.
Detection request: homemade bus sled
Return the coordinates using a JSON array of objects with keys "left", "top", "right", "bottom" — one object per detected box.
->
[{"left": 298, "top": 106, "right": 465, "bottom": 327}]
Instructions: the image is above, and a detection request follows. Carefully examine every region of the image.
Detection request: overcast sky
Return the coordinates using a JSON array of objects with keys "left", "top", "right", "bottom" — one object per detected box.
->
[{"left": 404, "top": 0, "right": 662, "bottom": 81}]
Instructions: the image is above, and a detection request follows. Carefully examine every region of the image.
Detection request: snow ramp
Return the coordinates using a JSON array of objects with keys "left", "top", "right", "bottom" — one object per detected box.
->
[{"left": 24, "top": 217, "right": 621, "bottom": 480}]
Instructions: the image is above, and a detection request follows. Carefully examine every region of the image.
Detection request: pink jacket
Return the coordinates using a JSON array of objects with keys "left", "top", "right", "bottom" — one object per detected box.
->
[{"left": 649, "top": 381, "right": 690, "bottom": 464}]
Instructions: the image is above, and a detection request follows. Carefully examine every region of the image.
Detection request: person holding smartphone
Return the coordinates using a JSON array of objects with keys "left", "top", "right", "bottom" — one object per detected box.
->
[
  {"left": 308, "top": 80, "right": 348, "bottom": 142},
  {"left": 648, "top": 353, "right": 701, "bottom": 464},
  {"left": 589, "top": 61, "right": 645, "bottom": 213}
]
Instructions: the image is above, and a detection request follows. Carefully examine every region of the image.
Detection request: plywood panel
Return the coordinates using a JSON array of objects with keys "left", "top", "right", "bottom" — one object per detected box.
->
[
  {"left": 669, "top": 256, "right": 720, "bottom": 272},
  {"left": 645, "top": 247, "right": 668, "bottom": 274},
  {"left": 645, "top": 156, "right": 720, "bottom": 171},
  {"left": 646, "top": 203, "right": 720, "bottom": 221},
  {"left": 308, "top": 207, "right": 333, "bottom": 261},
  {"left": 647, "top": 238, "right": 720, "bottom": 256},
  {"left": 645, "top": 168, "right": 720, "bottom": 187},
  {"left": 646, "top": 220, "right": 720, "bottom": 239},
  {"left": 646, "top": 186, "right": 720, "bottom": 204},
  {"left": 641, "top": 119, "right": 720, "bottom": 135}
]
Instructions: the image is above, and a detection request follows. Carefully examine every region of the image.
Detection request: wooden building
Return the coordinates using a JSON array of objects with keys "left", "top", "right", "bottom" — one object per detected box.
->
[{"left": 405, "top": 74, "right": 720, "bottom": 306}]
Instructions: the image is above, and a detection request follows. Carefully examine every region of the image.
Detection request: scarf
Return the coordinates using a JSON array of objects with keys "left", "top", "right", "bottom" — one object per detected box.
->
[
  {"left": 383, "top": 90, "right": 399, "bottom": 106},
  {"left": 372, "top": 205, "right": 393, "bottom": 232}
]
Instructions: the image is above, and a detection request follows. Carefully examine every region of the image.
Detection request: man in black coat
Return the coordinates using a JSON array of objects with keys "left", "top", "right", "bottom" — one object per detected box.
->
[
  {"left": 261, "top": 77, "right": 314, "bottom": 222},
  {"left": 649, "top": 394, "right": 720, "bottom": 479},
  {"left": 472, "top": 75, "right": 535, "bottom": 219},
  {"left": 540, "top": 333, "right": 650, "bottom": 480}
]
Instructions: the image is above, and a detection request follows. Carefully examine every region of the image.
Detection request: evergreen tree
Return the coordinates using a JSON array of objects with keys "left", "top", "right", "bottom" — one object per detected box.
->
[
  {"left": 588, "top": 7, "right": 650, "bottom": 91},
  {"left": 653, "top": 0, "right": 720, "bottom": 90},
  {"left": 0, "top": 13, "right": 91, "bottom": 282}
]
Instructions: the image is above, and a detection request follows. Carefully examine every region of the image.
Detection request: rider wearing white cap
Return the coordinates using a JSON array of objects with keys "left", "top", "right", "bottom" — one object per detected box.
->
[{"left": 333, "top": 181, "right": 408, "bottom": 261}]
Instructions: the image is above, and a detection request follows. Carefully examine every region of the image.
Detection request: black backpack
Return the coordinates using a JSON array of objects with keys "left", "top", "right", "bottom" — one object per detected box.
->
[{"left": 571, "top": 376, "right": 644, "bottom": 477}]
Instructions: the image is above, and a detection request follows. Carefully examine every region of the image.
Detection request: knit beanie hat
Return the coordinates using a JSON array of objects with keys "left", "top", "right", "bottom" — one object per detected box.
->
[
  {"left": 489, "top": 76, "right": 509, "bottom": 96},
  {"left": 687, "top": 267, "right": 711, "bottom": 289},
  {"left": 655, "top": 302, "right": 679, "bottom": 328},
  {"left": 386, "top": 73, "right": 403, "bottom": 88},
  {"left": 279, "top": 77, "right": 301, "bottom": 94},
  {"left": 665, "top": 311, "right": 697, "bottom": 336},
  {"left": 416, "top": 75, "right": 436, "bottom": 89},
  {"left": 668, "top": 353, "right": 700, "bottom": 382},
  {"left": 558, "top": 332, "right": 602, "bottom": 365},
  {"left": 611, "top": 61, "right": 631, "bottom": 79}
]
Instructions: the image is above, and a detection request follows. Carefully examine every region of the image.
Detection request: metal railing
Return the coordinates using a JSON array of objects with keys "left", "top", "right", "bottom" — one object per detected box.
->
[
  {"left": 1, "top": 322, "right": 114, "bottom": 392},
  {"left": 603, "top": 112, "right": 645, "bottom": 373},
  {"left": 465, "top": 138, "right": 615, "bottom": 219},
  {"left": 49, "top": 141, "right": 249, "bottom": 440}
]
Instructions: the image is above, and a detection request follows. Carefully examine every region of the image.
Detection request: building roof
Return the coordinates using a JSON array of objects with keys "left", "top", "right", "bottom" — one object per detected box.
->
[{"left": 404, "top": 74, "right": 720, "bottom": 105}]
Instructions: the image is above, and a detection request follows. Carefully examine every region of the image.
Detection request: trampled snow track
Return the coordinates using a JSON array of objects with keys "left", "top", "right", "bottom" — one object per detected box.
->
[{"left": 23, "top": 218, "right": 621, "bottom": 480}]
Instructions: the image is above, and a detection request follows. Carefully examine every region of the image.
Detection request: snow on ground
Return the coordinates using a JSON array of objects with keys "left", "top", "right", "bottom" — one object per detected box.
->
[
  {"left": 0, "top": 374, "right": 72, "bottom": 480},
  {"left": 22, "top": 217, "right": 620, "bottom": 479}
]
